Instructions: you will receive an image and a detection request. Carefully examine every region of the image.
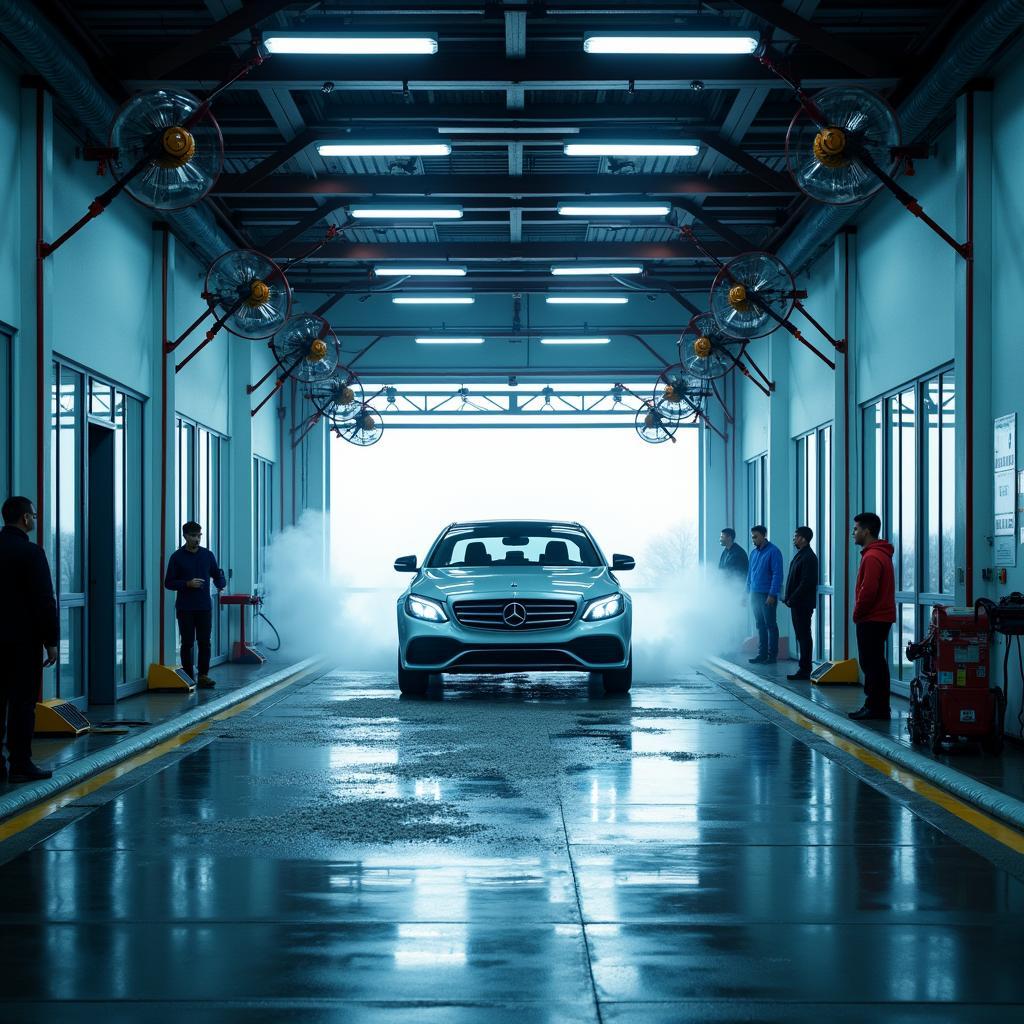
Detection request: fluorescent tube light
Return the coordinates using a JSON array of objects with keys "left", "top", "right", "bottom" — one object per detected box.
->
[
  {"left": 583, "top": 33, "right": 759, "bottom": 55},
  {"left": 545, "top": 296, "right": 629, "bottom": 305},
  {"left": 374, "top": 266, "right": 467, "bottom": 277},
  {"left": 550, "top": 265, "right": 643, "bottom": 276},
  {"left": 564, "top": 142, "right": 699, "bottom": 157},
  {"left": 318, "top": 142, "right": 451, "bottom": 157},
  {"left": 351, "top": 206, "right": 463, "bottom": 219},
  {"left": 415, "top": 337, "right": 485, "bottom": 345},
  {"left": 393, "top": 296, "right": 475, "bottom": 305},
  {"left": 439, "top": 126, "right": 579, "bottom": 135},
  {"left": 540, "top": 338, "right": 611, "bottom": 345},
  {"left": 558, "top": 203, "right": 671, "bottom": 217},
  {"left": 264, "top": 34, "right": 439, "bottom": 55}
]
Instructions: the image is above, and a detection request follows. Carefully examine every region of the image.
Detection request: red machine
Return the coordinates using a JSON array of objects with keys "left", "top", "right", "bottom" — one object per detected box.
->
[
  {"left": 906, "top": 605, "right": 1005, "bottom": 754},
  {"left": 219, "top": 593, "right": 267, "bottom": 665}
]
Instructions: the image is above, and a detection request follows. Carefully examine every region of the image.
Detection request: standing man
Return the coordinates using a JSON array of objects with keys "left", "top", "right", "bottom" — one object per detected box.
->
[
  {"left": 850, "top": 512, "right": 896, "bottom": 720},
  {"left": 718, "top": 528, "right": 749, "bottom": 585},
  {"left": 783, "top": 526, "right": 819, "bottom": 681},
  {"left": 0, "top": 497, "right": 58, "bottom": 782},
  {"left": 747, "top": 525, "right": 784, "bottom": 665},
  {"left": 164, "top": 521, "right": 227, "bottom": 689}
]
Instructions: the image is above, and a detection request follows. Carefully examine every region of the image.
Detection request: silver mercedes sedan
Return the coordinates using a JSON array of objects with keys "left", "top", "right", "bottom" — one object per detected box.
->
[{"left": 395, "top": 520, "right": 634, "bottom": 695}]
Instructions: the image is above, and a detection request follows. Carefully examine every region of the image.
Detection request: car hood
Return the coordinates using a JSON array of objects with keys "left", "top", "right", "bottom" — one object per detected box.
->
[{"left": 410, "top": 566, "right": 620, "bottom": 604}]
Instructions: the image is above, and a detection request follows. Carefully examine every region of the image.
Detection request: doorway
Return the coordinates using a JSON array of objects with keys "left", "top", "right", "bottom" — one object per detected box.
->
[{"left": 87, "top": 421, "right": 116, "bottom": 705}]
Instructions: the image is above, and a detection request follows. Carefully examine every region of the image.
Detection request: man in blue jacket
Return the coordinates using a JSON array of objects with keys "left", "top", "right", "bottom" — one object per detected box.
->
[
  {"left": 164, "top": 521, "right": 226, "bottom": 688},
  {"left": 747, "top": 525, "right": 784, "bottom": 665}
]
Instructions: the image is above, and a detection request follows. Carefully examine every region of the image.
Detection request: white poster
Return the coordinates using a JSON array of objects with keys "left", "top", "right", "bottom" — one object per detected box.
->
[
  {"left": 995, "top": 414, "right": 1017, "bottom": 545},
  {"left": 996, "top": 535, "right": 1017, "bottom": 567}
]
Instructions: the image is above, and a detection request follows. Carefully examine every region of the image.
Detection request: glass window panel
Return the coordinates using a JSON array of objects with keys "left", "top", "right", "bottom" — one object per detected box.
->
[
  {"left": 900, "top": 389, "right": 916, "bottom": 591},
  {"left": 49, "top": 363, "right": 58, "bottom": 567},
  {"left": 924, "top": 378, "right": 940, "bottom": 594},
  {"left": 941, "top": 373, "right": 956, "bottom": 595},
  {"left": 58, "top": 604, "right": 84, "bottom": 700},
  {"left": 898, "top": 602, "right": 917, "bottom": 681},
  {"left": 820, "top": 425, "right": 832, "bottom": 585},
  {"left": 198, "top": 429, "right": 209, "bottom": 537},
  {"left": 0, "top": 329, "right": 10, "bottom": 496},
  {"left": 819, "top": 593, "right": 832, "bottom": 661},
  {"left": 126, "top": 600, "right": 144, "bottom": 683},
  {"left": 862, "top": 401, "right": 882, "bottom": 517},
  {"left": 795, "top": 437, "right": 806, "bottom": 526},
  {"left": 58, "top": 366, "right": 82, "bottom": 594},
  {"left": 115, "top": 603, "right": 125, "bottom": 687},
  {"left": 89, "top": 379, "right": 113, "bottom": 419},
  {"left": 113, "top": 393, "right": 125, "bottom": 590},
  {"left": 125, "top": 397, "right": 144, "bottom": 591}
]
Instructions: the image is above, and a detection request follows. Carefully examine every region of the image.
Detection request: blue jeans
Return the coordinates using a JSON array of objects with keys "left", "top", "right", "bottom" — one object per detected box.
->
[{"left": 751, "top": 592, "right": 779, "bottom": 659}]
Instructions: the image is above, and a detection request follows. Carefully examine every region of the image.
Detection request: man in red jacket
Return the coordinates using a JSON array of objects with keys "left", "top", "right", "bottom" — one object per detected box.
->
[{"left": 850, "top": 512, "right": 896, "bottom": 720}]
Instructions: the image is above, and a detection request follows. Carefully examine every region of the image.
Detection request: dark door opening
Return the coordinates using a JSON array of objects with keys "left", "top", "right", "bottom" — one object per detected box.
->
[{"left": 87, "top": 422, "right": 116, "bottom": 705}]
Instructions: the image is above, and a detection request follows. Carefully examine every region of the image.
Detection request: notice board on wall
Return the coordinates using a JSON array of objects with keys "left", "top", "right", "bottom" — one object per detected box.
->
[{"left": 995, "top": 413, "right": 1016, "bottom": 567}]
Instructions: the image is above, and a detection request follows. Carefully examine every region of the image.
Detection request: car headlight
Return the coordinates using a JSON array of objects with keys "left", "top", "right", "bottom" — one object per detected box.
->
[
  {"left": 406, "top": 594, "right": 449, "bottom": 623},
  {"left": 582, "top": 593, "right": 624, "bottom": 622}
]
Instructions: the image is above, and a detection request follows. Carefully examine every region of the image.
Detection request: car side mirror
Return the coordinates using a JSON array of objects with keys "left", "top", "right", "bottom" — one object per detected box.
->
[
  {"left": 611, "top": 554, "right": 635, "bottom": 571},
  {"left": 394, "top": 555, "right": 418, "bottom": 572}
]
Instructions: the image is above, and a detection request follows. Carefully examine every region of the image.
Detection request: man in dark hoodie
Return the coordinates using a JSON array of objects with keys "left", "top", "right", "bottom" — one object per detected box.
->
[
  {"left": 718, "top": 528, "right": 749, "bottom": 584},
  {"left": 850, "top": 512, "right": 896, "bottom": 720},
  {"left": 164, "top": 521, "right": 227, "bottom": 688},
  {"left": 783, "top": 526, "right": 818, "bottom": 681}
]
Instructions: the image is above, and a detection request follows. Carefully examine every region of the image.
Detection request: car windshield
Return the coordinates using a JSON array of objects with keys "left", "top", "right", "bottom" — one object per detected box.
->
[{"left": 428, "top": 523, "right": 603, "bottom": 568}]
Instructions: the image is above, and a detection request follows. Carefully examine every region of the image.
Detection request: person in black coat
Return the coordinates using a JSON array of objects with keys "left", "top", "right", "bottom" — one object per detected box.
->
[
  {"left": 783, "top": 525, "right": 819, "bottom": 680},
  {"left": 0, "top": 496, "right": 59, "bottom": 782},
  {"left": 718, "top": 528, "right": 749, "bottom": 584}
]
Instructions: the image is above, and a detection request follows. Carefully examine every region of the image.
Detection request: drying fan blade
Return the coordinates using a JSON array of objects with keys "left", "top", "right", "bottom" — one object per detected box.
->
[
  {"left": 307, "top": 367, "right": 364, "bottom": 425},
  {"left": 109, "top": 89, "right": 223, "bottom": 211},
  {"left": 271, "top": 315, "right": 342, "bottom": 384},
  {"left": 652, "top": 364, "right": 702, "bottom": 426},
  {"left": 680, "top": 311, "right": 746, "bottom": 380},
  {"left": 205, "top": 249, "right": 292, "bottom": 340},
  {"left": 338, "top": 405, "right": 384, "bottom": 447},
  {"left": 709, "top": 251, "right": 795, "bottom": 340},
  {"left": 786, "top": 87, "right": 901, "bottom": 205},
  {"left": 634, "top": 404, "right": 676, "bottom": 445}
]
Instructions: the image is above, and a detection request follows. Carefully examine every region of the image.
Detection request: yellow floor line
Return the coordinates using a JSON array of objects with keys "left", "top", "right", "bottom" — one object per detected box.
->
[
  {"left": 0, "top": 669, "right": 308, "bottom": 844},
  {"left": 714, "top": 667, "right": 1024, "bottom": 855}
]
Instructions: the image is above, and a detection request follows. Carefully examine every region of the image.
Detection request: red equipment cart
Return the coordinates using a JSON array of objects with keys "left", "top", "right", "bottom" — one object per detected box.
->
[{"left": 219, "top": 593, "right": 267, "bottom": 665}]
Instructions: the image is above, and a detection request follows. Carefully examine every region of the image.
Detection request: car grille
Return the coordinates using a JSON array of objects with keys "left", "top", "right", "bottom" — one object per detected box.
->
[
  {"left": 452, "top": 598, "right": 578, "bottom": 631},
  {"left": 406, "top": 635, "right": 624, "bottom": 668}
]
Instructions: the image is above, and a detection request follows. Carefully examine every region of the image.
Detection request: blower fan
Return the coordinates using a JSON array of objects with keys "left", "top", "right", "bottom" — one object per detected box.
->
[
  {"left": 307, "top": 368, "right": 364, "bottom": 426},
  {"left": 652, "top": 365, "right": 705, "bottom": 426},
  {"left": 206, "top": 250, "right": 291, "bottom": 340},
  {"left": 634, "top": 403, "right": 677, "bottom": 445},
  {"left": 679, "top": 312, "right": 747, "bottom": 380},
  {"left": 109, "top": 89, "right": 224, "bottom": 211},
  {"left": 785, "top": 87, "right": 900, "bottom": 206},
  {"left": 710, "top": 251, "right": 795, "bottom": 340},
  {"left": 270, "top": 315, "right": 342, "bottom": 384},
  {"left": 336, "top": 405, "right": 385, "bottom": 447}
]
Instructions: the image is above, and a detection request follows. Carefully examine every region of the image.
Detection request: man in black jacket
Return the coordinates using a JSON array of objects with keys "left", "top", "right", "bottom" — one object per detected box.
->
[
  {"left": 783, "top": 526, "right": 819, "bottom": 681},
  {"left": 718, "top": 528, "right": 749, "bottom": 583},
  {"left": 0, "top": 496, "right": 59, "bottom": 782}
]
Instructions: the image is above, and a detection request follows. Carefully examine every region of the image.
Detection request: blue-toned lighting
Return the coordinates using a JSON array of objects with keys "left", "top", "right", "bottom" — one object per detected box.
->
[
  {"left": 583, "top": 32, "right": 759, "bottom": 55},
  {"left": 406, "top": 594, "right": 449, "bottom": 622},
  {"left": 264, "top": 34, "right": 439, "bottom": 55},
  {"left": 582, "top": 593, "right": 624, "bottom": 621}
]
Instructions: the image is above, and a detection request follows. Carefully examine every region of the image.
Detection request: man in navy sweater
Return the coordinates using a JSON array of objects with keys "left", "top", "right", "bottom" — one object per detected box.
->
[
  {"left": 746, "top": 525, "right": 784, "bottom": 665},
  {"left": 164, "top": 521, "right": 226, "bottom": 688}
]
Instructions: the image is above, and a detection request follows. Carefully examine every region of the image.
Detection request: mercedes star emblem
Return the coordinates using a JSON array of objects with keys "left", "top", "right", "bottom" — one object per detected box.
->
[{"left": 502, "top": 601, "right": 527, "bottom": 627}]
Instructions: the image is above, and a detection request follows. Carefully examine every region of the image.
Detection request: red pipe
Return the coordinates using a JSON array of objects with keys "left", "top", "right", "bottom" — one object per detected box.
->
[
  {"left": 159, "top": 226, "right": 169, "bottom": 664},
  {"left": 35, "top": 87, "right": 45, "bottom": 549},
  {"left": 964, "top": 90, "right": 975, "bottom": 606}
]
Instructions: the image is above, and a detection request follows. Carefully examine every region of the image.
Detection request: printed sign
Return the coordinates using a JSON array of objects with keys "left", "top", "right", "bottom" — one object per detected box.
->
[{"left": 995, "top": 414, "right": 1017, "bottom": 557}]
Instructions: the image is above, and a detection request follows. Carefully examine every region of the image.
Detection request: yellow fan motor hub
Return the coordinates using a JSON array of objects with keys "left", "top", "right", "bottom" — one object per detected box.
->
[
  {"left": 307, "top": 338, "right": 328, "bottom": 362},
  {"left": 694, "top": 335, "right": 713, "bottom": 358},
  {"left": 246, "top": 279, "right": 270, "bottom": 307},
  {"left": 362, "top": 414, "right": 377, "bottom": 432},
  {"left": 728, "top": 284, "right": 751, "bottom": 312},
  {"left": 339, "top": 385, "right": 355, "bottom": 405},
  {"left": 663, "top": 384, "right": 681, "bottom": 404},
  {"left": 644, "top": 411, "right": 656, "bottom": 429},
  {"left": 157, "top": 126, "right": 196, "bottom": 169},
  {"left": 813, "top": 127, "right": 849, "bottom": 168}
]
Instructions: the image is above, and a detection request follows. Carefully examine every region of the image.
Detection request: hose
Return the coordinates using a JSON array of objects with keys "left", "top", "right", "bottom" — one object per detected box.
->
[{"left": 257, "top": 610, "right": 281, "bottom": 652}]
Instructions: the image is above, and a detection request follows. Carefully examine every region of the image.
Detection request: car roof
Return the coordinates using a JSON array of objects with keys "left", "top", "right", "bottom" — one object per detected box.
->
[{"left": 447, "top": 519, "right": 584, "bottom": 530}]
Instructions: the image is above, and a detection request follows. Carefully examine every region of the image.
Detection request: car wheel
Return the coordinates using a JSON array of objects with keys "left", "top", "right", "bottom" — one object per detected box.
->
[
  {"left": 398, "top": 658, "right": 429, "bottom": 696},
  {"left": 602, "top": 654, "right": 633, "bottom": 695}
]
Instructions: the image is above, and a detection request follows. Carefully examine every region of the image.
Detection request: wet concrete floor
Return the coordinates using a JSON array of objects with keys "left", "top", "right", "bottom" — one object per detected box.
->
[{"left": 0, "top": 666, "right": 1022, "bottom": 1021}]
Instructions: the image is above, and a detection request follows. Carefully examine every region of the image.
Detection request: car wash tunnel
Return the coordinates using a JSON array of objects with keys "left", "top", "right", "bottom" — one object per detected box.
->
[{"left": 3, "top": 1, "right": 1024, "bottom": 1020}]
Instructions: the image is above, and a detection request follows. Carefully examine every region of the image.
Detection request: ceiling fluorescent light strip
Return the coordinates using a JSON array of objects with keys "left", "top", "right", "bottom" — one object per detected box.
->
[
  {"left": 415, "top": 337, "right": 485, "bottom": 345},
  {"left": 563, "top": 142, "right": 699, "bottom": 157},
  {"left": 264, "top": 34, "right": 439, "bottom": 55},
  {"left": 393, "top": 296, "right": 475, "bottom": 305},
  {"left": 539, "top": 338, "right": 611, "bottom": 345},
  {"left": 550, "top": 265, "right": 643, "bottom": 276},
  {"left": 351, "top": 206, "right": 463, "bottom": 219},
  {"left": 583, "top": 33, "right": 759, "bottom": 55},
  {"left": 545, "top": 296, "right": 628, "bottom": 304},
  {"left": 439, "top": 127, "right": 580, "bottom": 135},
  {"left": 557, "top": 203, "right": 671, "bottom": 217},
  {"left": 374, "top": 266, "right": 467, "bottom": 277},
  {"left": 318, "top": 142, "right": 451, "bottom": 157}
]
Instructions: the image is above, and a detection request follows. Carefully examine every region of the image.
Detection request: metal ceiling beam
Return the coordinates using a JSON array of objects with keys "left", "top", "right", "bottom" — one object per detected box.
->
[
  {"left": 729, "top": 0, "right": 889, "bottom": 78},
  {"left": 122, "top": 53, "right": 900, "bottom": 91},
  {"left": 276, "top": 241, "right": 733, "bottom": 261},
  {"left": 262, "top": 199, "right": 350, "bottom": 254},
  {"left": 214, "top": 172, "right": 793, "bottom": 197}
]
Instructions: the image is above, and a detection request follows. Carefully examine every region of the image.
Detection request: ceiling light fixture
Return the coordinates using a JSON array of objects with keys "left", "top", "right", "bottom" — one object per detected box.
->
[
  {"left": 583, "top": 32, "right": 759, "bottom": 55},
  {"left": 415, "top": 337, "right": 485, "bottom": 345},
  {"left": 550, "top": 265, "right": 643, "bottom": 276},
  {"left": 318, "top": 142, "right": 451, "bottom": 157},
  {"left": 539, "top": 338, "right": 611, "bottom": 345},
  {"left": 545, "top": 296, "right": 629, "bottom": 305},
  {"left": 438, "top": 127, "right": 579, "bottom": 135},
  {"left": 374, "top": 266, "right": 467, "bottom": 277},
  {"left": 392, "top": 296, "right": 475, "bottom": 305},
  {"left": 557, "top": 203, "right": 671, "bottom": 217},
  {"left": 563, "top": 142, "right": 699, "bottom": 157},
  {"left": 351, "top": 206, "right": 463, "bottom": 219},
  {"left": 263, "top": 34, "right": 439, "bottom": 55}
]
